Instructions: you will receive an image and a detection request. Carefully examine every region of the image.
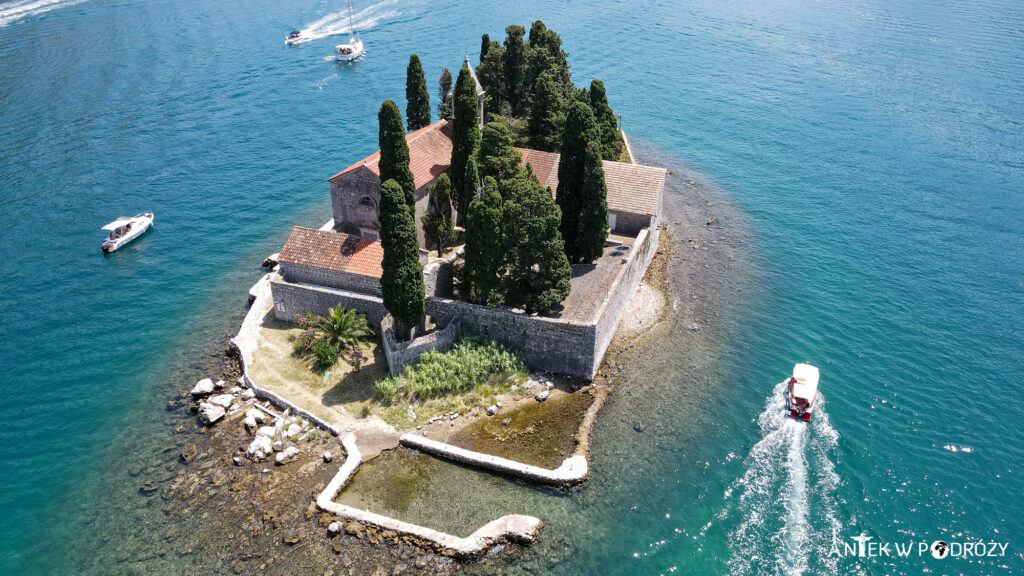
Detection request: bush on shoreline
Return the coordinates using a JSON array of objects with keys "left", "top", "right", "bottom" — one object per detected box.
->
[{"left": 374, "top": 333, "right": 525, "bottom": 401}]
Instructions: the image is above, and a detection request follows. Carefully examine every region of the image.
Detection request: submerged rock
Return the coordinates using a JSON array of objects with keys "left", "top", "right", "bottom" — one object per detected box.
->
[
  {"left": 282, "top": 529, "right": 301, "bottom": 544},
  {"left": 190, "top": 378, "right": 215, "bottom": 397},
  {"left": 180, "top": 443, "right": 198, "bottom": 463}
]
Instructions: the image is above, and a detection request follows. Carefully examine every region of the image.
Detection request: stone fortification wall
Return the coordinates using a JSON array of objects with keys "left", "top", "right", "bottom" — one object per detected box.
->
[
  {"left": 271, "top": 277, "right": 388, "bottom": 325},
  {"left": 279, "top": 261, "right": 381, "bottom": 297},
  {"left": 610, "top": 210, "right": 653, "bottom": 236},
  {"left": 380, "top": 315, "right": 459, "bottom": 376},
  {"left": 424, "top": 298, "right": 598, "bottom": 378},
  {"left": 269, "top": 222, "right": 659, "bottom": 379},
  {"left": 423, "top": 258, "right": 455, "bottom": 298},
  {"left": 590, "top": 225, "right": 659, "bottom": 375}
]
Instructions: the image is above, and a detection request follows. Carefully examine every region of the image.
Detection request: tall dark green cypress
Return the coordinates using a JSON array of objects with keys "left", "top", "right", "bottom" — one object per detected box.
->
[
  {"left": 462, "top": 155, "right": 480, "bottom": 226},
  {"left": 575, "top": 141, "right": 609, "bottom": 263},
  {"left": 479, "top": 34, "right": 491, "bottom": 61},
  {"left": 501, "top": 174, "right": 571, "bottom": 314},
  {"left": 378, "top": 100, "right": 416, "bottom": 211},
  {"left": 502, "top": 25, "right": 527, "bottom": 116},
  {"left": 462, "top": 176, "right": 504, "bottom": 305},
  {"left": 450, "top": 67, "right": 480, "bottom": 225},
  {"left": 476, "top": 40, "right": 505, "bottom": 115},
  {"left": 438, "top": 67, "right": 453, "bottom": 121},
  {"left": 589, "top": 79, "right": 623, "bottom": 160},
  {"left": 478, "top": 121, "right": 522, "bottom": 183},
  {"left": 556, "top": 100, "right": 600, "bottom": 261},
  {"left": 527, "top": 68, "right": 566, "bottom": 152},
  {"left": 405, "top": 54, "right": 431, "bottom": 131},
  {"left": 379, "top": 179, "right": 425, "bottom": 339},
  {"left": 526, "top": 21, "right": 571, "bottom": 98}
]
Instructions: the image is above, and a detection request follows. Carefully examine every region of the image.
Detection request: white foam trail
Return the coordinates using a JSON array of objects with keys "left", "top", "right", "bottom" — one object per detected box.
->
[
  {"left": 723, "top": 380, "right": 849, "bottom": 576},
  {"left": 287, "top": 0, "right": 399, "bottom": 44},
  {"left": 0, "top": 0, "right": 86, "bottom": 27}
]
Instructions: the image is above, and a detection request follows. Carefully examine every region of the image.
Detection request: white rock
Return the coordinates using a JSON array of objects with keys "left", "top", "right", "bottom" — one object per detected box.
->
[
  {"left": 248, "top": 435, "right": 272, "bottom": 458},
  {"left": 233, "top": 456, "right": 243, "bottom": 466},
  {"left": 256, "top": 426, "right": 276, "bottom": 438},
  {"left": 245, "top": 408, "right": 266, "bottom": 424},
  {"left": 486, "top": 405, "right": 498, "bottom": 416},
  {"left": 275, "top": 446, "right": 300, "bottom": 465},
  {"left": 272, "top": 440, "right": 284, "bottom": 452},
  {"left": 199, "top": 402, "right": 226, "bottom": 425},
  {"left": 327, "top": 521, "right": 342, "bottom": 535},
  {"left": 285, "top": 423, "right": 302, "bottom": 438},
  {"left": 243, "top": 415, "right": 257, "bottom": 430},
  {"left": 228, "top": 386, "right": 243, "bottom": 395},
  {"left": 496, "top": 402, "right": 503, "bottom": 408},
  {"left": 535, "top": 390, "right": 550, "bottom": 402},
  {"left": 241, "top": 389, "right": 256, "bottom": 401},
  {"left": 545, "top": 382, "right": 554, "bottom": 390},
  {"left": 215, "top": 379, "right": 226, "bottom": 389},
  {"left": 208, "top": 394, "right": 234, "bottom": 409},
  {"left": 323, "top": 451, "right": 333, "bottom": 463},
  {"left": 449, "top": 413, "right": 459, "bottom": 421},
  {"left": 191, "top": 378, "right": 215, "bottom": 397}
]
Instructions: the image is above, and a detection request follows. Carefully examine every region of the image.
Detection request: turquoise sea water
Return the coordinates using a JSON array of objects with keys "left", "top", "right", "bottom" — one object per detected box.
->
[{"left": 1, "top": 0, "right": 1021, "bottom": 574}]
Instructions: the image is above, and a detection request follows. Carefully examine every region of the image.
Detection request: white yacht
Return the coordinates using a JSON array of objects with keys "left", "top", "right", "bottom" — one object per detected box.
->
[
  {"left": 334, "top": 0, "right": 364, "bottom": 61},
  {"left": 786, "top": 363, "right": 820, "bottom": 422},
  {"left": 101, "top": 212, "right": 153, "bottom": 253},
  {"left": 285, "top": 30, "right": 304, "bottom": 45}
]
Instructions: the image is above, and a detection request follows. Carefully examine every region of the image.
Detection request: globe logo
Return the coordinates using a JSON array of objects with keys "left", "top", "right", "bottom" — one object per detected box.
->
[{"left": 931, "top": 540, "right": 950, "bottom": 559}]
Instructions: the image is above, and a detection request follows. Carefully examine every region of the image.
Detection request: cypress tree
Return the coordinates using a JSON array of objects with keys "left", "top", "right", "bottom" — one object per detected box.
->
[
  {"left": 476, "top": 40, "right": 505, "bottom": 115},
  {"left": 378, "top": 100, "right": 416, "bottom": 212},
  {"left": 379, "top": 179, "right": 425, "bottom": 339},
  {"left": 556, "top": 100, "right": 600, "bottom": 261},
  {"left": 421, "top": 174, "right": 453, "bottom": 257},
  {"left": 478, "top": 121, "right": 523, "bottom": 183},
  {"left": 450, "top": 67, "right": 480, "bottom": 225},
  {"left": 575, "top": 141, "right": 609, "bottom": 263},
  {"left": 502, "top": 25, "right": 527, "bottom": 116},
  {"left": 462, "top": 155, "right": 480, "bottom": 226},
  {"left": 501, "top": 174, "right": 571, "bottom": 314},
  {"left": 527, "top": 68, "right": 566, "bottom": 152},
  {"left": 405, "top": 54, "right": 431, "bottom": 131},
  {"left": 526, "top": 21, "right": 571, "bottom": 97},
  {"left": 462, "top": 176, "right": 504, "bottom": 305},
  {"left": 479, "top": 34, "right": 491, "bottom": 61},
  {"left": 438, "top": 67, "right": 453, "bottom": 121},
  {"left": 589, "top": 79, "right": 623, "bottom": 160}
]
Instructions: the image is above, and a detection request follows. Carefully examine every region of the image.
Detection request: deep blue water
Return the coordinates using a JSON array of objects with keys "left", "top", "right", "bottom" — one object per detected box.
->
[{"left": 1, "top": 0, "right": 1021, "bottom": 574}]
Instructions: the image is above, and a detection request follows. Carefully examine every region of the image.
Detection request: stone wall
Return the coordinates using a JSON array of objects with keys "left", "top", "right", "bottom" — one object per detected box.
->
[
  {"left": 279, "top": 261, "right": 382, "bottom": 297},
  {"left": 270, "top": 276, "right": 389, "bottom": 325},
  {"left": 381, "top": 315, "right": 459, "bottom": 376},
  {"left": 610, "top": 209, "right": 652, "bottom": 236},
  {"left": 269, "top": 221, "right": 660, "bottom": 379},
  {"left": 423, "top": 257, "right": 455, "bottom": 298}
]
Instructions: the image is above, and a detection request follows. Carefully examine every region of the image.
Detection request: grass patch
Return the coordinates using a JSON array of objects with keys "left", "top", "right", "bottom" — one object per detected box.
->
[{"left": 374, "top": 334, "right": 526, "bottom": 402}]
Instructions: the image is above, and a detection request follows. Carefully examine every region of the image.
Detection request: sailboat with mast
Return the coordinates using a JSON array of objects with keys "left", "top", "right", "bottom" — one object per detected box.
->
[{"left": 333, "top": 0, "right": 365, "bottom": 61}]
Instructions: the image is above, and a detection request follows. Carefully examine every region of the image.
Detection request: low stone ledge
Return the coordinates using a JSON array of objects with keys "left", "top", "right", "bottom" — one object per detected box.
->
[
  {"left": 399, "top": 434, "right": 589, "bottom": 486},
  {"left": 316, "top": 434, "right": 543, "bottom": 557}
]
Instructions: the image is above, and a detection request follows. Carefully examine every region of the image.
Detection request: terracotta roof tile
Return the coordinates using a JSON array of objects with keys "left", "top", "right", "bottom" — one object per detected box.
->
[
  {"left": 279, "top": 227, "right": 384, "bottom": 279},
  {"left": 515, "top": 148, "right": 666, "bottom": 216},
  {"left": 328, "top": 120, "right": 453, "bottom": 191}
]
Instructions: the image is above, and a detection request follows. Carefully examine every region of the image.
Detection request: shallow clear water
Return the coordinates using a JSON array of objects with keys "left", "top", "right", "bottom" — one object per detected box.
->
[{"left": 1, "top": 0, "right": 1021, "bottom": 574}]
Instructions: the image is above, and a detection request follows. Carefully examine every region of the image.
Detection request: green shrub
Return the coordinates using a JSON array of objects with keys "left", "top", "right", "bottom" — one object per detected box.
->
[
  {"left": 312, "top": 341, "right": 337, "bottom": 371},
  {"left": 374, "top": 334, "right": 525, "bottom": 401}
]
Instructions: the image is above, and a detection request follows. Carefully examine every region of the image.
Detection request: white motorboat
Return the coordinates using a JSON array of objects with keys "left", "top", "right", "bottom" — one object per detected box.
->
[
  {"left": 786, "top": 363, "right": 820, "bottom": 422},
  {"left": 334, "top": 0, "right": 364, "bottom": 61},
  {"left": 101, "top": 212, "right": 153, "bottom": 253},
  {"left": 285, "top": 30, "right": 304, "bottom": 45}
]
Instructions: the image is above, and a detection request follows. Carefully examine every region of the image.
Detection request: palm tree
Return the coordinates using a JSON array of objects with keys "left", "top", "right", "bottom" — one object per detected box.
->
[{"left": 312, "top": 305, "right": 371, "bottom": 352}]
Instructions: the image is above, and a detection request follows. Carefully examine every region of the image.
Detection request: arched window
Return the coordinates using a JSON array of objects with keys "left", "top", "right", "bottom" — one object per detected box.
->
[{"left": 359, "top": 196, "right": 376, "bottom": 209}]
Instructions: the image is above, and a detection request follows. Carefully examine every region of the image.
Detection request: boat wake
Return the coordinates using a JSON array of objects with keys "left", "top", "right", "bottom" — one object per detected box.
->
[
  {"left": 0, "top": 0, "right": 86, "bottom": 27},
  {"left": 719, "top": 380, "right": 858, "bottom": 576},
  {"left": 288, "top": 0, "right": 398, "bottom": 44}
]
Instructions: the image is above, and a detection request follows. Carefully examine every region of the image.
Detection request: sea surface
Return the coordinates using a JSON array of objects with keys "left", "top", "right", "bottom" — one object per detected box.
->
[{"left": 1, "top": 0, "right": 1021, "bottom": 574}]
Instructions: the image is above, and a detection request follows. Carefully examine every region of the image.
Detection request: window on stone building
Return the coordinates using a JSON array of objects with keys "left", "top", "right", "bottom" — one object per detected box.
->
[{"left": 359, "top": 196, "right": 376, "bottom": 209}]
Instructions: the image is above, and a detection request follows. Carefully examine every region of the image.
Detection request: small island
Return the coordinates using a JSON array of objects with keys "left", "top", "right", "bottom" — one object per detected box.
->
[{"left": 195, "top": 21, "right": 668, "bottom": 559}]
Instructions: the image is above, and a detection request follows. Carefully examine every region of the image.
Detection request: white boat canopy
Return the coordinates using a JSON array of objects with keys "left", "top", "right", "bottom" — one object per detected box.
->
[
  {"left": 102, "top": 217, "right": 134, "bottom": 231},
  {"left": 791, "top": 363, "right": 820, "bottom": 398}
]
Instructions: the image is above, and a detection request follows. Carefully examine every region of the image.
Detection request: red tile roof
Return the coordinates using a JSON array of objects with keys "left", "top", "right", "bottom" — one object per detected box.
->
[
  {"left": 279, "top": 227, "right": 384, "bottom": 279},
  {"left": 328, "top": 120, "right": 453, "bottom": 191},
  {"left": 515, "top": 148, "right": 666, "bottom": 216}
]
